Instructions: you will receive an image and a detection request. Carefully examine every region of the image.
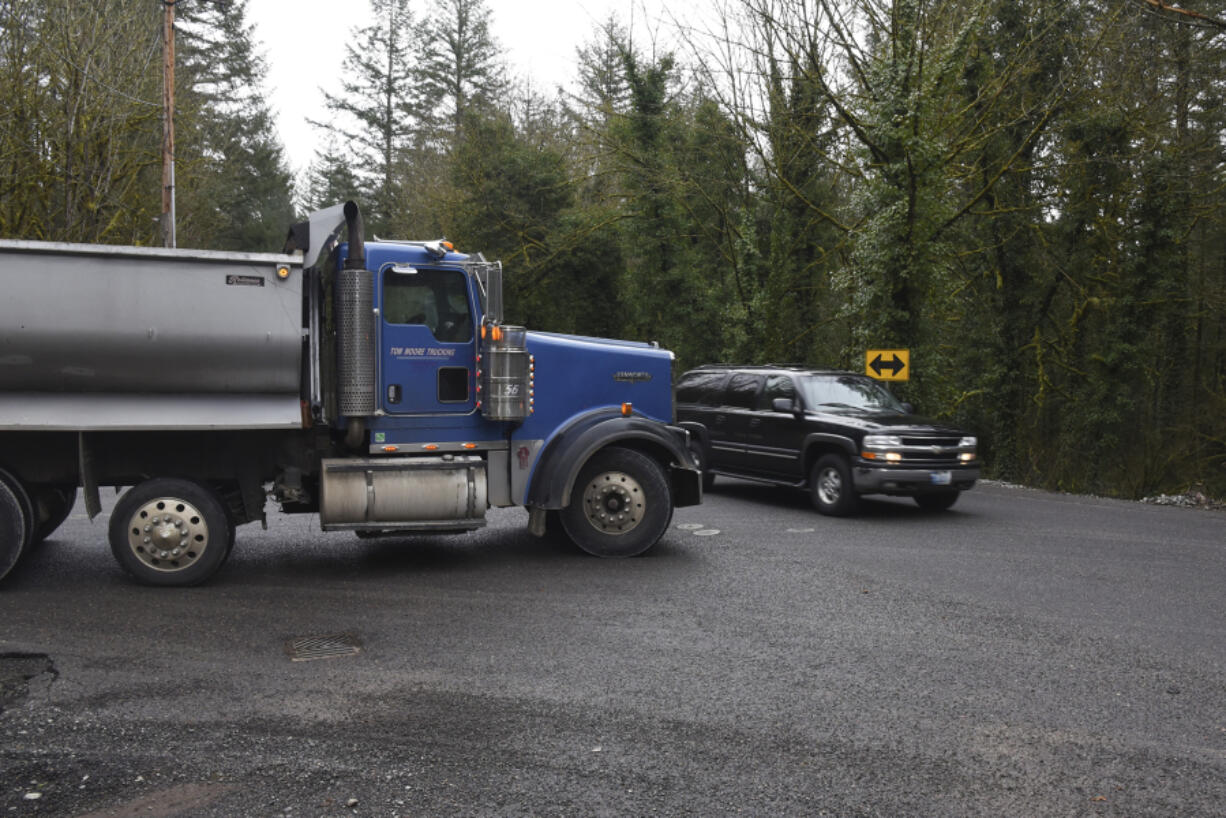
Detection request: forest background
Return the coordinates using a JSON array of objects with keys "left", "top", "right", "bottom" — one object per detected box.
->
[{"left": 1, "top": 0, "right": 1224, "bottom": 500}]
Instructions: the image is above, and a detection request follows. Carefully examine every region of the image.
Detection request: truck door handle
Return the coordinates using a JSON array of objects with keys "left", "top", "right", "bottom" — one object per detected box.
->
[{"left": 387, "top": 384, "right": 402, "bottom": 404}]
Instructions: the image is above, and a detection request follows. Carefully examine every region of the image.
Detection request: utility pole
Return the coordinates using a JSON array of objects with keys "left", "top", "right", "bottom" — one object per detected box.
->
[{"left": 161, "top": 0, "right": 176, "bottom": 248}]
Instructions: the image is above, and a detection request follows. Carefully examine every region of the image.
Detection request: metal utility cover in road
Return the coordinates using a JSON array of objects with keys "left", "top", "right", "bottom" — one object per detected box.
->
[{"left": 866, "top": 349, "right": 909, "bottom": 381}]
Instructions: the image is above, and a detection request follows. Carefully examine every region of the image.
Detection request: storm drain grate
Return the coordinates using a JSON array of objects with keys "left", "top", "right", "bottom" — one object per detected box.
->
[{"left": 285, "top": 633, "right": 363, "bottom": 662}]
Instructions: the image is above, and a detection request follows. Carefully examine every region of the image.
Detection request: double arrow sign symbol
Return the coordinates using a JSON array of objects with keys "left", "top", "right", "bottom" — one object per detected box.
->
[
  {"left": 869, "top": 353, "right": 906, "bottom": 377},
  {"left": 865, "top": 349, "right": 909, "bottom": 380}
]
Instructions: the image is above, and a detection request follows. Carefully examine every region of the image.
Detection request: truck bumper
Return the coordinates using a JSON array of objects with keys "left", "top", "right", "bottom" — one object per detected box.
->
[
  {"left": 671, "top": 463, "right": 703, "bottom": 508},
  {"left": 852, "top": 463, "right": 980, "bottom": 495}
]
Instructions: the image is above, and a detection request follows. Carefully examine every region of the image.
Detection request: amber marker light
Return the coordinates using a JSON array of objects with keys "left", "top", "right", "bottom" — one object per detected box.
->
[
  {"left": 463, "top": 443, "right": 477, "bottom": 450},
  {"left": 424, "top": 444, "right": 440, "bottom": 451},
  {"left": 276, "top": 265, "right": 291, "bottom": 280},
  {"left": 382, "top": 446, "right": 398, "bottom": 453},
  {"left": 621, "top": 402, "right": 633, "bottom": 416}
]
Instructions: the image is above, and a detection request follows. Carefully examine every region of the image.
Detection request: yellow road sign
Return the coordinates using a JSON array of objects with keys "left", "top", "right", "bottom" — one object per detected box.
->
[{"left": 866, "top": 349, "right": 909, "bottom": 381}]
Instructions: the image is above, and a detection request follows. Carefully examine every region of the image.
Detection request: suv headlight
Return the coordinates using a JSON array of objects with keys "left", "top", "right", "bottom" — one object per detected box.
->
[
  {"left": 863, "top": 434, "right": 903, "bottom": 449},
  {"left": 861, "top": 434, "right": 903, "bottom": 463},
  {"left": 958, "top": 436, "right": 977, "bottom": 463}
]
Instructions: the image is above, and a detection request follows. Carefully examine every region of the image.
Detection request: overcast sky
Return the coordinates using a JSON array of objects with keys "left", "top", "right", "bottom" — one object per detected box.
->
[{"left": 247, "top": 0, "right": 675, "bottom": 180}]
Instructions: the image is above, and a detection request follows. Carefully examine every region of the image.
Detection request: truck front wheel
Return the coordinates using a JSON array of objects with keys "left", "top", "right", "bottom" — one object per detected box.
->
[
  {"left": 560, "top": 447, "right": 673, "bottom": 558},
  {"left": 108, "top": 478, "right": 233, "bottom": 586}
]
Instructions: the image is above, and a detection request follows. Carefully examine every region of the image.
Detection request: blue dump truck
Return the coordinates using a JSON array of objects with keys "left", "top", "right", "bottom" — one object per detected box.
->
[{"left": 0, "top": 202, "right": 701, "bottom": 585}]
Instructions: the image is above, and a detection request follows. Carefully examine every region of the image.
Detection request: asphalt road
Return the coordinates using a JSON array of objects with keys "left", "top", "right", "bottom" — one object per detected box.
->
[{"left": 1, "top": 480, "right": 1224, "bottom": 816}]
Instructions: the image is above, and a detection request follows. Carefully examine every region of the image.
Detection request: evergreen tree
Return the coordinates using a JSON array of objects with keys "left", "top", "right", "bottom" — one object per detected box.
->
[
  {"left": 414, "top": 0, "right": 506, "bottom": 146},
  {"left": 175, "top": 0, "right": 295, "bottom": 251},
  {"left": 303, "top": 140, "right": 364, "bottom": 212},
  {"left": 313, "top": 0, "right": 417, "bottom": 235}
]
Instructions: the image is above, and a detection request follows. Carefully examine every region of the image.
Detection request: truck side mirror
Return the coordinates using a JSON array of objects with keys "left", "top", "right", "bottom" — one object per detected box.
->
[{"left": 901, "top": 402, "right": 914, "bottom": 414}]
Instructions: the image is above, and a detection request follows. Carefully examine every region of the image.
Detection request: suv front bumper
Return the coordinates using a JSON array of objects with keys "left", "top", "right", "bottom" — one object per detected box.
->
[{"left": 852, "top": 462, "right": 980, "bottom": 495}]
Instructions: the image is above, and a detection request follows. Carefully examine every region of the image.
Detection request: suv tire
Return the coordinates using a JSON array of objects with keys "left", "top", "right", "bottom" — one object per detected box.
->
[{"left": 810, "top": 454, "right": 859, "bottom": 517}]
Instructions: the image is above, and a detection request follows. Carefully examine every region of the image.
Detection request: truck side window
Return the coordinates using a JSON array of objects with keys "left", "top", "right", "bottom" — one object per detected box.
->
[{"left": 382, "top": 268, "right": 473, "bottom": 342}]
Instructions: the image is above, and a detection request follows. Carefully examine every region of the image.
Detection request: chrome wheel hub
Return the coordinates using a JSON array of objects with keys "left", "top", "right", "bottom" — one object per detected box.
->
[
  {"left": 581, "top": 470, "right": 645, "bottom": 535},
  {"left": 126, "top": 497, "right": 209, "bottom": 572},
  {"left": 817, "top": 467, "right": 843, "bottom": 506}
]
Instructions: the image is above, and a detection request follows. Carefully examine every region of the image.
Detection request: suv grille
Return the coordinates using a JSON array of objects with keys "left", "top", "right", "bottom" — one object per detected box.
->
[
  {"left": 893, "top": 436, "right": 965, "bottom": 467},
  {"left": 900, "top": 436, "right": 961, "bottom": 447}
]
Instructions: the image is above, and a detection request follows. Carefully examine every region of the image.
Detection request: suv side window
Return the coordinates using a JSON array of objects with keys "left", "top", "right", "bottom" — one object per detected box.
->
[
  {"left": 724, "top": 374, "right": 762, "bottom": 410},
  {"left": 676, "top": 371, "right": 727, "bottom": 406},
  {"left": 759, "top": 374, "right": 796, "bottom": 410}
]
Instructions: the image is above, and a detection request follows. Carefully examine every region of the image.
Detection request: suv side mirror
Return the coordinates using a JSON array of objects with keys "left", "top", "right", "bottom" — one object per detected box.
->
[
  {"left": 901, "top": 402, "right": 914, "bottom": 414},
  {"left": 772, "top": 397, "right": 801, "bottom": 415}
]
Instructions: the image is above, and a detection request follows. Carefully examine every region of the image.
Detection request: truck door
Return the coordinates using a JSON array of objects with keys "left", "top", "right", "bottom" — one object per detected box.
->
[{"left": 379, "top": 266, "right": 476, "bottom": 415}]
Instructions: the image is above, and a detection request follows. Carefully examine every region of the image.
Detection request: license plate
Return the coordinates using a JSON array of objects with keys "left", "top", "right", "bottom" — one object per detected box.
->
[{"left": 930, "top": 471, "right": 952, "bottom": 486}]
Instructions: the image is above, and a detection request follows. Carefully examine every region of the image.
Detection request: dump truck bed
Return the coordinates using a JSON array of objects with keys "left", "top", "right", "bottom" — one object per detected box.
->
[{"left": 0, "top": 240, "right": 305, "bottom": 431}]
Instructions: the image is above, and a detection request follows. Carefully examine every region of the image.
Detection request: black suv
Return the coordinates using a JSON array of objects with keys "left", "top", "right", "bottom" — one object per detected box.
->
[{"left": 676, "top": 365, "right": 979, "bottom": 515}]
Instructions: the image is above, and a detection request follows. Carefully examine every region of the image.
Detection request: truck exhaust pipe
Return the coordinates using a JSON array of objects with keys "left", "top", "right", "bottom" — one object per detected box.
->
[
  {"left": 343, "top": 201, "right": 365, "bottom": 270},
  {"left": 336, "top": 201, "right": 375, "bottom": 440}
]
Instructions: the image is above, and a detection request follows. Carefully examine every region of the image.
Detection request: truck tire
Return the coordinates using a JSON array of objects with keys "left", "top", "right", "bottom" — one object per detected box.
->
[
  {"left": 0, "top": 468, "right": 35, "bottom": 562},
  {"left": 560, "top": 447, "right": 673, "bottom": 558},
  {"left": 108, "top": 478, "right": 233, "bottom": 586},
  {"left": 810, "top": 454, "right": 859, "bottom": 517},
  {"left": 32, "top": 486, "right": 77, "bottom": 545},
  {"left": 0, "top": 477, "right": 29, "bottom": 582},
  {"left": 914, "top": 490, "right": 960, "bottom": 511}
]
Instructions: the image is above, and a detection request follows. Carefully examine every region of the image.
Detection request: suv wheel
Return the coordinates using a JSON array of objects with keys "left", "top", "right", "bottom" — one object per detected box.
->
[{"left": 810, "top": 455, "right": 859, "bottom": 517}]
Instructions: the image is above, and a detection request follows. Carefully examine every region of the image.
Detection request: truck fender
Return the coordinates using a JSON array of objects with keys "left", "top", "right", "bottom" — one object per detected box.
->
[{"left": 527, "top": 411, "right": 701, "bottom": 511}]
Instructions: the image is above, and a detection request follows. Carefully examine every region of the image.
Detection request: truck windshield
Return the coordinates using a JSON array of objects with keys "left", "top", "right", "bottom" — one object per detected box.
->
[{"left": 798, "top": 375, "right": 906, "bottom": 414}]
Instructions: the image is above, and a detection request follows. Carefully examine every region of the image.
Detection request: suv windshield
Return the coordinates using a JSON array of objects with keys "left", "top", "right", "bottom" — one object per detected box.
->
[{"left": 798, "top": 375, "right": 906, "bottom": 414}]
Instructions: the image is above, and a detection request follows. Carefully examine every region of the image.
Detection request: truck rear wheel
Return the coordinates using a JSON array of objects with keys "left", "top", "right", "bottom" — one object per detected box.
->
[
  {"left": 108, "top": 478, "right": 233, "bottom": 586},
  {"left": 560, "top": 447, "right": 672, "bottom": 558},
  {"left": 0, "top": 475, "right": 30, "bottom": 582}
]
